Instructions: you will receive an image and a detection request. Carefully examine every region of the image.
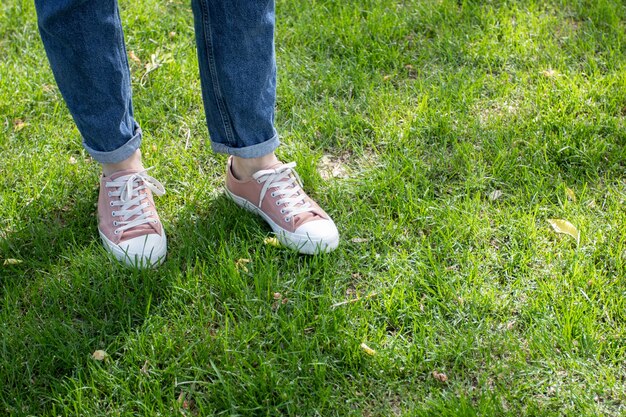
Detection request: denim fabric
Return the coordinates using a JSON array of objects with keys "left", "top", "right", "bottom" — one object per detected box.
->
[
  {"left": 35, "top": 0, "right": 280, "bottom": 164},
  {"left": 191, "top": 0, "right": 279, "bottom": 158}
]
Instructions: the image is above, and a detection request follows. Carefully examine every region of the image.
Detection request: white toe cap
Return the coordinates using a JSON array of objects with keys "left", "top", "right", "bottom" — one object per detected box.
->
[
  {"left": 291, "top": 219, "right": 340, "bottom": 254},
  {"left": 101, "top": 232, "right": 167, "bottom": 268}
]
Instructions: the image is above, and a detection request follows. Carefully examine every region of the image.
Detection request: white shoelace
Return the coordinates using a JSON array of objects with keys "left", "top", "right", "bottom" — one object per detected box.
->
[
  {"left": 105, "top": 169, "right": 165, "bottom": 235},
  {"left": 253, "top": 162, "right": 315, "bottom": 222}
]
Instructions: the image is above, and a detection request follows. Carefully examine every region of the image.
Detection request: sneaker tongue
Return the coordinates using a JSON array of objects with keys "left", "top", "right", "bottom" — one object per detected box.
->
[
  {"left": 107, "top": 168, "right": 145, "bottom": 180},
  {"left": 293, "top": 210, "right": 325, "bottom": 228},
  {"left": 267, "top": 162, "right": 283, "bottom": 170},
  {"left": 120, "top": 223, "right": 157, "bottom": 242}
]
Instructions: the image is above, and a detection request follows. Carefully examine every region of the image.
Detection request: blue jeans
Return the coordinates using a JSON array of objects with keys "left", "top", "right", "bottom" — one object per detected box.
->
[{"left": 34, "top": 0, "right": 280, "bottom": 164}]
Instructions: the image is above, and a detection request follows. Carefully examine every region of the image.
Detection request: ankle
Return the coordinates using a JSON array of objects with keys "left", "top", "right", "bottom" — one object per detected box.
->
[
  {"left": 231, "top": 153, "right": 280, "bottom": 180},
  {"left": 102, "top": 150, "right": 144, "bottom": 177}
]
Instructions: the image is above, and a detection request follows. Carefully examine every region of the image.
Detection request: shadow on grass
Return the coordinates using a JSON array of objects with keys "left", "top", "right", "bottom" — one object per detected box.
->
[
  {"left": 0, "top": 186, "right": 332, "bottom": 415},
  {"left": 0, "top": 191, "right": 177, "bottom": 415}
]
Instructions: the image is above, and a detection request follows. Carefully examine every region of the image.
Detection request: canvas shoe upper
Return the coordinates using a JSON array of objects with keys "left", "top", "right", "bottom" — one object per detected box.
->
[
  {"left": 225, "top": 156, "right": 339, "bottom": 254},
  {"left": 97, "top": 169, "right": 167, "bottom": 267}
]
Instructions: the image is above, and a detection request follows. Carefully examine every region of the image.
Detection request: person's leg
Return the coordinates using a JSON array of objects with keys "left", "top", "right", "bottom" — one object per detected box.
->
[
  {"left": 190, "top": 0, "right": 279, "bottom": 159},
  {"left": 191, "top": 0, "right": 339, "bottom": 253},
  {"left": 35, "top": 0, "right": 167, "bottom": 267},
  {"left": 35, "top": 0, "right": 140, "bottom": 165}
]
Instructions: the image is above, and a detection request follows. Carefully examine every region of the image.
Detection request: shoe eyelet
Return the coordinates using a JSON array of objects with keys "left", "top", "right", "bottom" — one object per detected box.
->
[
  {"left": 113, "top": 221, "right": 118, "bottom": 226},
  {"left": 271, "top": 192, "right": 276, "bottom": 197},
  {"left": 285, "top": 217, "right": 291, "bottom": 222},
  {"left": 280, "top": 209, "right": 285, "bottom": 214},
  {"left": 114, "top": 230, "right": 120, "bottom": 235},
  {"left": 111, "top": 211, "right": 116, "bottom": 216},
  {"left": 109, "top": 201, "right": 114, "bottom": 206},
  {"left": 257, "top": 179, "right": 262, "bottom": 184},
  {"left": 152, "top": 220, "right": 158, "bottom": 224},
  {"left": 107, "top": 192, "right": 112, "bottom": 197},
  {"left": 275, "top": 201, "right": 281, "bottom": 206}
]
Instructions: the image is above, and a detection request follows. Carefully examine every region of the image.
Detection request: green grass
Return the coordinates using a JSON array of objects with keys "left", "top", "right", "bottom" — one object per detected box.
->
[{"left": 1, "top": 0, "right": 626, "bottom": 415}]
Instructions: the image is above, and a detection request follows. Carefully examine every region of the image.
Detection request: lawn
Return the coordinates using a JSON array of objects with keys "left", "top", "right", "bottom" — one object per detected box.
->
[{"left": 1, "top": 0, "right": 626, "bottom": 415}]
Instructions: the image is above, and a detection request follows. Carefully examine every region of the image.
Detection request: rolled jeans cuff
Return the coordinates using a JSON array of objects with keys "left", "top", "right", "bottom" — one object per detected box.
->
[
  {"left": 211, "top": 132, "right": 280, "bottom": 159},
  {"left": 83, "top": 126, "right": 143, "bottom": 164}
]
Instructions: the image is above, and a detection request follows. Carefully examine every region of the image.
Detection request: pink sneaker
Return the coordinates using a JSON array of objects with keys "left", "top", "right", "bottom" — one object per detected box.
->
[
  {"left": 97, "top": 169, "right": 167, "bottom": 267},
  {"left": 225, "top": 156, "right": 339, "bottom": 254}
]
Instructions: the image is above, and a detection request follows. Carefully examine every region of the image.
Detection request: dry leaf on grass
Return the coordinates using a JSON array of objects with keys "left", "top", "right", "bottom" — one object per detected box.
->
[
  {"left": 271, "top": 292, "right": 288, "bottom": 310},
  {"left": 3, "top": 259, "right": 23, "bottom": 266},
  {"left": 318, "top": 155, "right": 348, "bottom": 180},
  {"left": 92, "top": 350, "right": 107, "bottom": 361},
  {"left": 541, "top": 68, "right": 560, "bottom": 78},
  {"left": 350, "top": 237, "right": 370, "bottom": 243},
  {"left": 489, "top": 190, "right": 503, "bottom": 201},
  {"left": 264, "top": 237, "right": 281, "bottom": 247},
  {"left": 13, "top": 119, "right": 27, "bottom": 131},
  {"left": 140, "top": 48, "right": 173, "bottom": 84},
  {"left": 182, "top": 399, "right": 193, "bottom": 410},
  {"left": 128, "top": 50, "right": 142, "bottom": 65},
  {"left": 432, "top": 371, "right": 448, "bottom": 382},
  {"left": 235, "top": 258, "right": 251, "bottom": 273},
  {"left": 360, "top": 342, "right": 376, "bottom": 356},
  {"left": 547, "top": 218, "right": 580, "bottom": 245},
  {"left": 42, "top": 84, "right": 56, "bottom": 93},
  {"left": 177, "top": 391, "right": 194, "bottom": 410},
  {"left": 565, "top": 187, "right": 577, "bottom": 202}
]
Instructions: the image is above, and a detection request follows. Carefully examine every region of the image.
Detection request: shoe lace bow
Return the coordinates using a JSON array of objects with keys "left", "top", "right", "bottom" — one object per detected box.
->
[
  {"left": 253, "top": 162, "right": 314, "bottom": 222},
  {"left": 105, "top": 169, "right": 165, "bottom": 235}
]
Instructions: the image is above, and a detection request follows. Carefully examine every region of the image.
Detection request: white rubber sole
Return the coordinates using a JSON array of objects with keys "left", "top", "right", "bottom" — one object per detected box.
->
[
  {"left": 225, "top": 189, "right": 339, "bottom": 254},
  {"left": 99, "top": 230, "right": 167, "bottom": 268}
]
